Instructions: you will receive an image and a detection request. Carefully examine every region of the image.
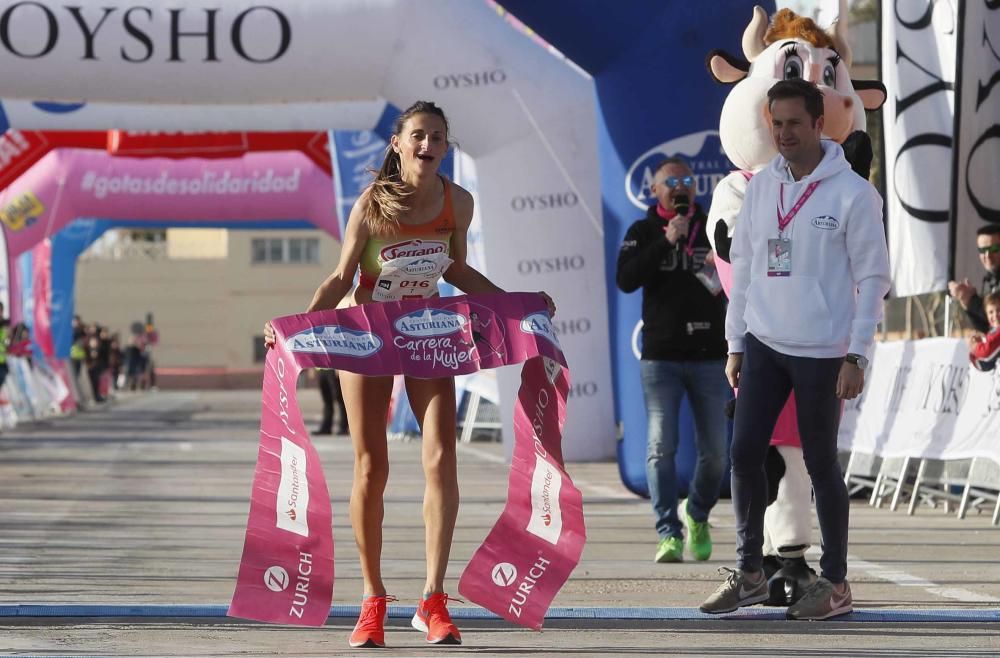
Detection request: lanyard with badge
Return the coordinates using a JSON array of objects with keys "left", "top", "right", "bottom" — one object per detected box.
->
[{"left": 768, "top": 181, "right": 820, "bottom": 277}]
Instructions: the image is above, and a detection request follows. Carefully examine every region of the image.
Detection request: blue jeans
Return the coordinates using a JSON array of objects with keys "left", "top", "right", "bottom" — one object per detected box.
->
[{"left": 641, "top": 358, "right": 730, "bottom": 540}]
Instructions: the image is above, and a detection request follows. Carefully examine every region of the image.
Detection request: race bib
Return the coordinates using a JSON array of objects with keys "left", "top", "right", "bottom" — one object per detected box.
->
[{"left": 371, "top": 252, "right": 453, "bottom": 302}]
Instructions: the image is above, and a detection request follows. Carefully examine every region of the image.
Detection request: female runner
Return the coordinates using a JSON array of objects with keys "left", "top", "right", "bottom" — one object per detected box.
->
[{"left": 264, "top": 101, "right": 555, "bottom": 648}]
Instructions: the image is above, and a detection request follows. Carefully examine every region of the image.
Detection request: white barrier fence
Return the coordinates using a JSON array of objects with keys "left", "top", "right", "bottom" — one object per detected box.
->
[
  {"left": 839, "top": 338, "right": 1000, "bottom": 524},
  {"left": 0, "top": 356, "right": 75, "bottom": 428}
]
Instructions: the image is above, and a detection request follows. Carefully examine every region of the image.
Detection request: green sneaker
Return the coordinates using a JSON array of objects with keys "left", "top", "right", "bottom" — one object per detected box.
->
[
  {"left": 655, "top": 536, "right": 684, "bottom": 563},
  {"left": 680, "top": 498, "right": 712, "bottom": 561}
]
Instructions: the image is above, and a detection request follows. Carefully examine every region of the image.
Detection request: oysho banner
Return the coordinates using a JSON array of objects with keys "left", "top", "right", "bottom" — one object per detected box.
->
[
  {"left": 882, "top": 1, "right": 958, "bottom": 296},
  {"left": 952, "top": 2, "right": 1000, "bottom": 286},
  {"left": 228, "top": 292, "right": 585, "bottom": 630},
  {"left": 839, "top": 338, "right": 1000, "bottom": 465}
]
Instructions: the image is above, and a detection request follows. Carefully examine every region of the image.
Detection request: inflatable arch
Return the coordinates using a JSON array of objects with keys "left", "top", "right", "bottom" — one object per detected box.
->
[
  {"left": 0, "top": 129, "right": 336, "bottom": 191},
  {"left": 488, "top": 0, "right": 777, "bottom": 490},
  {"left": 36, "top": 216, "right": 318, "bottom": 360},
  {"left": 0, "top": 0, "right": 614, "bottom": 461},
  {"left": 2, "top": 149, "right": 337, "bottom": 259},
  {"left": 3, "top": 148, "right": 337, "bottom": 362}
]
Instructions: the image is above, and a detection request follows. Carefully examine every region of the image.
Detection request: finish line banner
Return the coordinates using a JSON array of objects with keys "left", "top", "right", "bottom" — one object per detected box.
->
[
  {"left": 228, "top": 293, "right": 586, "bottom": 630},
  {"left": 839, "top": 338, "right": 1000, "bottom": 465}
]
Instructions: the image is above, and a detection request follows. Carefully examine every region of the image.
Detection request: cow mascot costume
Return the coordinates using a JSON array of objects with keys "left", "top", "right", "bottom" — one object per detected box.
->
[{"left": 706, "top": 3, "right": 886, "bottom": 605}]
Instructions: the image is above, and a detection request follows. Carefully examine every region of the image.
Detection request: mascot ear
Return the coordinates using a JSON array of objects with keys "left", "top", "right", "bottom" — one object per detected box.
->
[
  {"left": 842, "top": 131, "right": 874, "bottom": 180},
  {"left": 707, "top": 49, "right": 750, "bottom": 84},
  {"left": 852, "top": 80, "right": 888, "bottom": 111},
  {"left": 714, "top": 221, "right": 733, "bottom": 263}
]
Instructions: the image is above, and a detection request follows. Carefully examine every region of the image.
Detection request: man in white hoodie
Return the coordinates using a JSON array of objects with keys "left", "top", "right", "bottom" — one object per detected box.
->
[{"left": 700, "top": 79, "right": 890, "bottom": 621}]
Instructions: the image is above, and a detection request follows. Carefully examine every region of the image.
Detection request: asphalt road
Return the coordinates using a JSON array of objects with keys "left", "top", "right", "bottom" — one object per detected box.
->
[{"left": 1, "top": 390, "right": 997, "bottom": 657}]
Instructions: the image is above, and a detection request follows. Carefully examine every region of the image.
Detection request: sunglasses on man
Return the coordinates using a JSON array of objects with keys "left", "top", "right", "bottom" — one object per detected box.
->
[
  {"left": 977, "top": 244, "right": 1000, "bottom": 255},
  {"left": 663, "top": 175, "right": 695, "bottom": 189}
]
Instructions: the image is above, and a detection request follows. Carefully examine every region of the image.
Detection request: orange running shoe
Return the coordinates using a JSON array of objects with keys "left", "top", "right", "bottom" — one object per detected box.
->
[
  {"left": 349, "top": 594, "right": 396, "bottom": 648},
  {"left": 411, "top": 592, "right": 462, "bottom": 645}
]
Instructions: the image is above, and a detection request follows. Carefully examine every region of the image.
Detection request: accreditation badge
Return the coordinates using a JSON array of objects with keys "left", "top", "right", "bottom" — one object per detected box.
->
[{"left": 766, "top": 238, "right": 792, "bottom": 277}]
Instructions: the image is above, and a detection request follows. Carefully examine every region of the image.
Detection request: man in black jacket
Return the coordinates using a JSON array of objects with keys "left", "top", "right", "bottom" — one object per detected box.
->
[
  {"left": 949, "top": 225, "right": 1000, "bottom": 333},
  {"left": 617, "top": 157, "right": 730, "bottom": 564}
]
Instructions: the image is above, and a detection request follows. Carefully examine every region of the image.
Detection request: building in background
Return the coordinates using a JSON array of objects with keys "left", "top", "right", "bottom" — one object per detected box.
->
[{"left": 75, "top": 228, "right": 341, "bottom": 387}]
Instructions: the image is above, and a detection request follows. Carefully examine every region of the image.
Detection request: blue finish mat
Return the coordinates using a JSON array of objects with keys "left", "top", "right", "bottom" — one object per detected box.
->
[{"left": 2, "top": 604, "right": 998, "bottom": 623}]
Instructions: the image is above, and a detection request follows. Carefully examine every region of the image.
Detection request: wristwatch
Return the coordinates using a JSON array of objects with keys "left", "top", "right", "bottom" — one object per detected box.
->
[{"left": 845, "top": 353, "right": 869, "bottom": 370}]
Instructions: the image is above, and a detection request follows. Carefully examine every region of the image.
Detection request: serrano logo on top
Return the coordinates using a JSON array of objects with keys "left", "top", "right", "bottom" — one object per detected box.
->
[
  {"left": 519, "top": 312, "right": 561, "bottom": 349},
  {"left": 379, "top": 239, "right": 448, "bottom": 261},
  {"left": 286, "top": 325, "right": 383, "bottom": 358},
  {"left": 394, "top": 308, "right": 467, "bottom": 338}
]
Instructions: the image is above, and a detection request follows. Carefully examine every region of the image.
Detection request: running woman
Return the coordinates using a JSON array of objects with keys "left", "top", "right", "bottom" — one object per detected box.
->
[{"left": 264, "top": 101, "right": 555, "bottom": 648}]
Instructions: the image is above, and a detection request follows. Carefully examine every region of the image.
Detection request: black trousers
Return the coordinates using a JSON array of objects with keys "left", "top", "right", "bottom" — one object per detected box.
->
[
  {"left": 317, "top": 369, "right": 347, "bottom": 433},
  {"left": 731, "top": 334, "right": 849, "bottom": 583}
]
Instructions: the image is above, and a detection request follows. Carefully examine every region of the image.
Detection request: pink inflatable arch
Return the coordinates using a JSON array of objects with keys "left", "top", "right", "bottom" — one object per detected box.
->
[{"left": 1, "top": 148, "right": 337, "bottom": 258}]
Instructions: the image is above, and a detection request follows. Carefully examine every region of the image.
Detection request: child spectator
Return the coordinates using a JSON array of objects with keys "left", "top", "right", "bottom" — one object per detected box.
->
[{"left": 969, "top": 293, "right": 1000, "bottom": 372}]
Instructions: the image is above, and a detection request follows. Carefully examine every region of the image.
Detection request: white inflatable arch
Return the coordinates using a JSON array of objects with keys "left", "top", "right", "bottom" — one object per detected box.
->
[{"left": 0, "top": 0, "right": 614, "bottom": 460}]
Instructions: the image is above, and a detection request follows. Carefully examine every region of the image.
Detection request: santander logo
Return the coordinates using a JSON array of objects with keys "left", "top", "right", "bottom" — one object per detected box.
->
[
  {"left": 526, "top": 453, "right": 563, "bottom": 545},
  {"left": 380, "top": 239, "right": 447, "bottom": 261},
  {"left": 539, "top": 470, "right": 554, "bottom": 525}
]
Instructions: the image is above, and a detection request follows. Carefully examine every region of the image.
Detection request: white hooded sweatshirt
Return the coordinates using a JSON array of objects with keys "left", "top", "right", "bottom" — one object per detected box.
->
[{"left": 726, "top": 140, "right": 891, "bottom": 359}]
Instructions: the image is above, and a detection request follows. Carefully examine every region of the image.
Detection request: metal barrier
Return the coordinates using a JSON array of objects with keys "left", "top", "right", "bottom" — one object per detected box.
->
[{"left": 844, "top": 451, "right": 999, "bottom": 526}]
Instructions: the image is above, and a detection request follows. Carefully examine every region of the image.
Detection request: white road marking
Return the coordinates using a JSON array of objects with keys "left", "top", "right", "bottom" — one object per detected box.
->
[
  {"left": 806, "top": 547, "right": 1000, "bottom": 603},
  {"left": 458, "top": 444, "right": 633, "bottom": 499}
]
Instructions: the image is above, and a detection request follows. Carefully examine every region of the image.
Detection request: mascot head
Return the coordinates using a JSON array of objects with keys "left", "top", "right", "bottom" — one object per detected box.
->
[{"left": 707, "top": 2, "right": 887, "bottom": 172}]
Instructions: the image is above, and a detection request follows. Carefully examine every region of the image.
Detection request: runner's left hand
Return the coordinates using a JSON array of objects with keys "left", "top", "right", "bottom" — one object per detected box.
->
[{"left": 538, "top": 291, "right": 557, "bottom": 318}]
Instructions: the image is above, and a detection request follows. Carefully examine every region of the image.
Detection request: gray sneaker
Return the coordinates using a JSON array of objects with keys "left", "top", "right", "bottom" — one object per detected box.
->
[
  {"left": 699, "top": 567, "right": 769, "bottom": 614},
  {"left": 786, "top": 577, "right": 853, "bottom": 620}
]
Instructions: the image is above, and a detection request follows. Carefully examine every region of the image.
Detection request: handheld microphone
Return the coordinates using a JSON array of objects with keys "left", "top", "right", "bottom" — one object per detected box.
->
[
  {"left": 673, "top": 194, "right": 690, "bottom": 216},
  {"left": 672, "top": 195, "right": 691, "bottom": 252}
]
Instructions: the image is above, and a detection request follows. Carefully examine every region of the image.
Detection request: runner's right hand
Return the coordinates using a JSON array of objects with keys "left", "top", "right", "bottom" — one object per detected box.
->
[{"left": 263, "top": 321, "right": 275, "bottom": 349}]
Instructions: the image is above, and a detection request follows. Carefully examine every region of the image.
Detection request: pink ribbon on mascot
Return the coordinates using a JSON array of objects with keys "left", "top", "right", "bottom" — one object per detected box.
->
[{"left": 228, "top": 292, "right": 586, "bottom": 630}]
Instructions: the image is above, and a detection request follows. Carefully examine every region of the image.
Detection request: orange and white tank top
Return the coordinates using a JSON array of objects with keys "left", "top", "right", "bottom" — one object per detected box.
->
[{"left": 358, "top": 178, "right": 455, "bottom": 300}]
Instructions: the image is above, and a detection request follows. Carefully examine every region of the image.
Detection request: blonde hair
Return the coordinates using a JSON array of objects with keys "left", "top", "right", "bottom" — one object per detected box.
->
[{"left": 363, "top": 101, "right": 450, "bottom": 234}]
